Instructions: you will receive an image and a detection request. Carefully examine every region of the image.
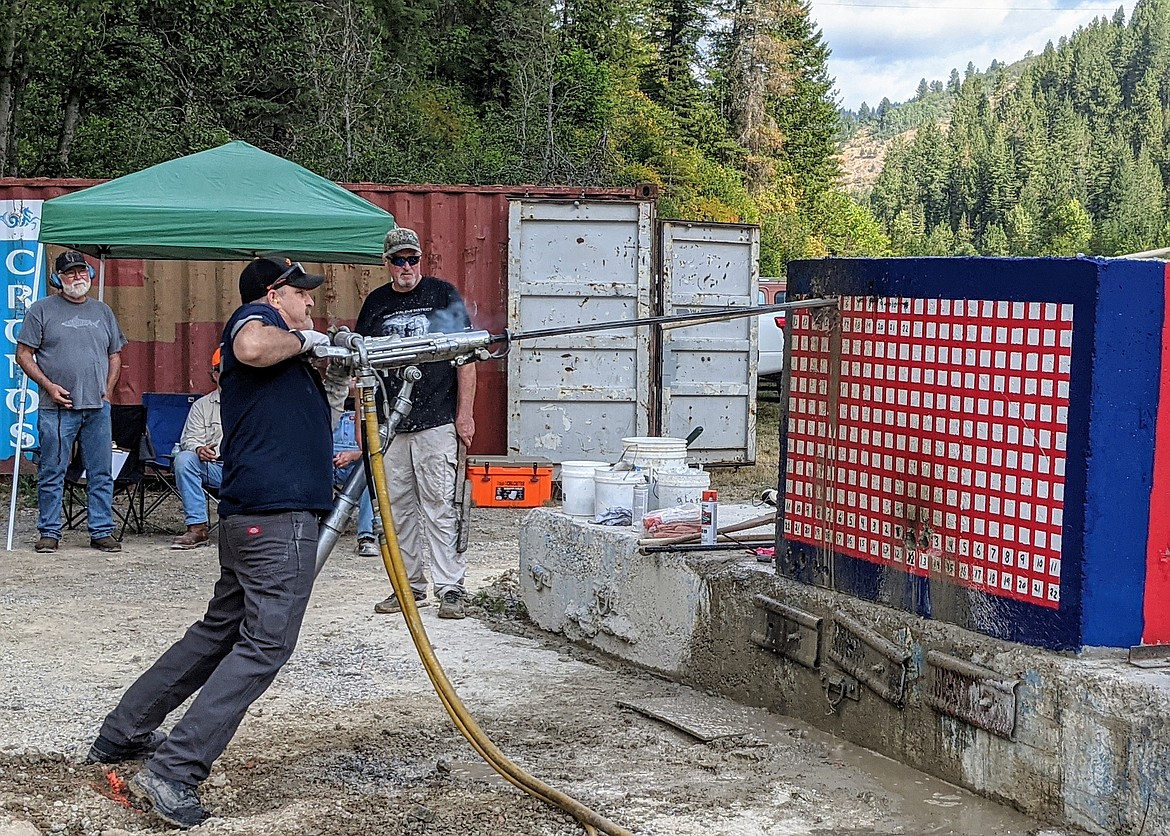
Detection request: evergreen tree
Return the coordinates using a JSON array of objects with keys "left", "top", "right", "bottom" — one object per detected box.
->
[
  {"left": 766, "top": 0, "right": 841, "bottom": 192},
  {"left": 981, "top": 222, "right": 1009, "bottom": 255},
  {"left": 924, "top": 220, "right": 955, "bottom": 255},
  {"left": 1005, "top": 204, "right": 1037, "bottom": 256},
  {"left": 889, "top": 206, "right": 926, "bottom": 255}
]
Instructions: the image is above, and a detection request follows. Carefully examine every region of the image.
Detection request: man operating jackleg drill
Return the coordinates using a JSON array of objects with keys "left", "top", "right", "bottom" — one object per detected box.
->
[{"left": 85, "top": 257, "right": 334, "bottom": 828}]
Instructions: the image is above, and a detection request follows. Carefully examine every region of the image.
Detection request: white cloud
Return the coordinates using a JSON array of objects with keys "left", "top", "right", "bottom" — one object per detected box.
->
[{"left": 809, "top": 1, "right": 1129, "bottom": 108}]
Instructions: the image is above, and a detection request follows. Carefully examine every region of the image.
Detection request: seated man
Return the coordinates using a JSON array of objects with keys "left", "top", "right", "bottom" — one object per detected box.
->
[
  {"left": 171, "top": 349, "right": 223, "bottom": 550},
  {"left": 333, "top": 407, "right": 377, "bottom": 557}
]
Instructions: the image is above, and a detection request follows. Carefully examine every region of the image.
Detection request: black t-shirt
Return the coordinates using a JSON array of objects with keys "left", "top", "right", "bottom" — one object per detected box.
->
[
  {"left": 355, "top": 276, "right": 472, "bottom": 433},
  {"left": 218, "top": 303, "right": 333, "bottom": 516}
]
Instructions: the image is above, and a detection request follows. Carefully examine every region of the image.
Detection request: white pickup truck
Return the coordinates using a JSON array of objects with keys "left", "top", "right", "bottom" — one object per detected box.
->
[{"left": 756, "top": 280, "right": 787, "bottom": 381}]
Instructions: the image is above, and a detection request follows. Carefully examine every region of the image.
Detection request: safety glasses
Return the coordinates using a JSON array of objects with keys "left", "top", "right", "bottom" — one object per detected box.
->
[
  {"left": 267, "top": 261, "right": 305, "bottom": 291},
  {"left": 389, "top": 255, "right": 421, "bottom": 267}
]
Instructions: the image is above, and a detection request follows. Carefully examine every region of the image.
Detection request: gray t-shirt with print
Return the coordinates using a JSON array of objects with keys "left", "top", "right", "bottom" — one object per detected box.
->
[{"left": 18, "top": 295, "right": 127, "bottom": 410}]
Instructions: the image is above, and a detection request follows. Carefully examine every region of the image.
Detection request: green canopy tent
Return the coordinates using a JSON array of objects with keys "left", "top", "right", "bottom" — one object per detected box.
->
[
  {"left": 9, "top": 141, "right": 396, "bottom": 549},
  {"left": 39, "top": 140, "right": 395, "bottom": 266}
]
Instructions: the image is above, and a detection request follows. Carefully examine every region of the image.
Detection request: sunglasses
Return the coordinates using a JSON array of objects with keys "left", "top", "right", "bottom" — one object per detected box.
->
[
  {"left": 267, "top": 261, "right": 305, "bottom": 291},
  {"left": 389, "top": 255, "right": 421, "bottom": 267}
]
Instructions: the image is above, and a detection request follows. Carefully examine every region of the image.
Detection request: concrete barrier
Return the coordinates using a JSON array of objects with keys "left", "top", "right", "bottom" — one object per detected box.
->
[{"left": 520, "top": 507, "right": 1170, "bottom": 835}]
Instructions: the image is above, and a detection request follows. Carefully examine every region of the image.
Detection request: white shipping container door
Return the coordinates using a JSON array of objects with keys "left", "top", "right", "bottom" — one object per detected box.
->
[
  {"left": 507, "top": 200, "right": 653, "bottom": 463},
  {"left": 659, "top": 221, "right": 759, "bottom": 464}
]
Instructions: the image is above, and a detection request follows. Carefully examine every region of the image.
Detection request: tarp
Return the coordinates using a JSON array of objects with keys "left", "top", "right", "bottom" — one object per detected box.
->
[{"left": 38, "top": 141, "right": 395, "bottom": 264}]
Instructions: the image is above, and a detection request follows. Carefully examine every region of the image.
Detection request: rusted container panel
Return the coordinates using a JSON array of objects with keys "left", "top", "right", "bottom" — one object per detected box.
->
[{"left": 0, "top": 179, "right": 654, "bottom": 455}]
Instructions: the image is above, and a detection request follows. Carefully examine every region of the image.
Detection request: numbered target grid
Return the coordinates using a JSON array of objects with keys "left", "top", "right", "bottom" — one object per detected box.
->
[{"left": 783, "top": 296, "right": 1073, "bottom": 609}]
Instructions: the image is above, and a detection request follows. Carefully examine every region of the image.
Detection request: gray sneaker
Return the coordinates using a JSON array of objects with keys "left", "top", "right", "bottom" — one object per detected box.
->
[
  {"left": 373, "top": 591, "right": 429, "bottom": 614},
  {"left": 437, "top": 591, "right": 467, "bottom": 620},
  {"left": 128, "top": 769, "right": 210, "bottom": 829},
  {"left": 356, "top": 537, "right": 379, "bottom": 558}
]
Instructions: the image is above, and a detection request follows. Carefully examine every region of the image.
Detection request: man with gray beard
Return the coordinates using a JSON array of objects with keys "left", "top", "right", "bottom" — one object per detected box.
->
[
  {"left": 356, "top": 227, "right": 477, "bottom": 619},
  {"left": 17, "top": 249, "right": 126, "bottom": 554}
]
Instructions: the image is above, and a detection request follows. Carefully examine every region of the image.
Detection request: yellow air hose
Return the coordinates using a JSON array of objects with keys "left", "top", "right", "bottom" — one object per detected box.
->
[{"left": 360, "top": 388, "right": 633, "bottom": 836}]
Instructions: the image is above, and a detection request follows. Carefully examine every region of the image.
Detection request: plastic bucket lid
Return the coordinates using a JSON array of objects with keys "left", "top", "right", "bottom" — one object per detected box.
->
[
  {"left": 620, "top": 436, "right": 688, "bottom": 471},
  {"left": 621, "top": 436, "right": 688, "bottom": 453},
  {"left": 562, "top": 460, "right": 607, "bottom": 474},
  {"left": 593, "top": 467, "right": 646, "bottom": 484}
]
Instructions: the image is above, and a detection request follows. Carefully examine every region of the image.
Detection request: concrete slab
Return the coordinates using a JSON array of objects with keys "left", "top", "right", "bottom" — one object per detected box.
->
[{"left": 520, "top": 506, "right": 1170, "bottom": 835}]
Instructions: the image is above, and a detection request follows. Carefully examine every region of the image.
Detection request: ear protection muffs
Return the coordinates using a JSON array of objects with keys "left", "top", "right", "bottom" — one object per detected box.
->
[{"left": 49, "top": 263, "right": 95, "bottom": 289}]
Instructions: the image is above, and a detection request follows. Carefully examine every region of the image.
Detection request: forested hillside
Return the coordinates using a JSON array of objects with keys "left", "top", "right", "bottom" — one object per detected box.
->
[
  {"left": 867, "top": 0, "right": 1170, "bottom": 257},
  {"left": 0, "top": 0, "right": 889, "bottom": 274}
]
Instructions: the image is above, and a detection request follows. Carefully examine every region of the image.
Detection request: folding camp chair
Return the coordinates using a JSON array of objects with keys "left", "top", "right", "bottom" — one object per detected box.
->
[
  {"left": 63, "top": 404, "right": 151, "bottom": 539},
  {"left": 139, "top": 393, "right": 199, "bottom": 530}
]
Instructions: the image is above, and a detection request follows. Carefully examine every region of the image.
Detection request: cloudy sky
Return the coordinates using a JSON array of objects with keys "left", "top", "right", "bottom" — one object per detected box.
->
[{"left": 808, "top": 1, "right": 1130, "bottom": 110}]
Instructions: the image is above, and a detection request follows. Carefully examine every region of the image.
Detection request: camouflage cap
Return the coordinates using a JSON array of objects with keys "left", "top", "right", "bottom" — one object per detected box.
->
[{"left": 383, "top": 227, "right": 421, "bottom": 257}]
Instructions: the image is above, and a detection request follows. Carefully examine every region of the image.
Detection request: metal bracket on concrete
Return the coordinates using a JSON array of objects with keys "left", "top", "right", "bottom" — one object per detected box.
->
[
  {"left": 924, "top": 650, "right": 1019, "bottom": 740},
  {"left": 529, "top": 562, "right": 552, "bottom": 591},
  {"left": 821, "top": 669, "right": 861, "bottom": 702},
  {"left": 1128, "top": 644, "right": 1170, "bottom": 668},
  {"left": 828, "top": 611, "right": 911, "bottom": 706},
  {"left": 592, "top": 583, "right": 618, "bottom": 617},
  {"left": 750, "top": 595, "right": 822, "bottom": 669}
]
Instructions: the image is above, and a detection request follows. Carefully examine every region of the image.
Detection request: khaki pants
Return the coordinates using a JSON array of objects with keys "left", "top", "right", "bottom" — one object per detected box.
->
[{"left": 381, "top": 423, "right": 464, "bottom": 599}]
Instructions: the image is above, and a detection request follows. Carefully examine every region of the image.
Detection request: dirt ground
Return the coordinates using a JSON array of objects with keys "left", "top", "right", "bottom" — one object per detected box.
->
[{"left": 0, "top": 495, "right": 1062, "bottom": 836}]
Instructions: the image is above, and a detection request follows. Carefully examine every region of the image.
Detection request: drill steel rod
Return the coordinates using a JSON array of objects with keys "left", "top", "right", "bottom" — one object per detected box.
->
[{"left": 505, "top": 297, "right": 837, "bottom": 342}]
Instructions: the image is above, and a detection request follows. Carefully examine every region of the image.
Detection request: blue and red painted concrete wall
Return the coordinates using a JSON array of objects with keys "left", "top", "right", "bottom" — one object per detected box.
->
[{"left": 780, "top": 257, "right": 1169, "bottom": 650}]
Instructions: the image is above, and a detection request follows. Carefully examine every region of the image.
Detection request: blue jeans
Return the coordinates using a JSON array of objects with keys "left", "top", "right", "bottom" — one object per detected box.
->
[
  {"left": 174, "top": 450, "right": 223, "bottom": 526},
  {"left": 334, "top": 462, "right": 373, "bottom": 540},
  {"left": 37, "top": 403, "right": 115, "bottom": 540}
]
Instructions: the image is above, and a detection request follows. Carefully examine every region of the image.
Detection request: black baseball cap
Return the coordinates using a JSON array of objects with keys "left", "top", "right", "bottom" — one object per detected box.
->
[
  {"left": 239, "top": 257, "right": 324, "bottom": 303},
  {"left": 54, "top": 250, "right": 89, "bottom": 273}
]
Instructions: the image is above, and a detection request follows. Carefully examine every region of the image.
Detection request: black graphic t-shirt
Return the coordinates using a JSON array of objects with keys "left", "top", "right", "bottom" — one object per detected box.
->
[{"left": 355, "top": 276, "right": 472, "bottom": 432}]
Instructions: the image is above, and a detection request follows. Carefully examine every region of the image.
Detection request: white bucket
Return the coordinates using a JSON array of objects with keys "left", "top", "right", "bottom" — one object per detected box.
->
[
  {"left": 653, "top": 467, "right": 711, "bottom": 509},
  {"left": 560, "top": 460, "right": 607, "bottom": 517},
  {"left": 620, "top": 436, "right": 688, "bottom": 475},
  {"left": 593, "top": 468, "right": 646, "bottom": 519}
]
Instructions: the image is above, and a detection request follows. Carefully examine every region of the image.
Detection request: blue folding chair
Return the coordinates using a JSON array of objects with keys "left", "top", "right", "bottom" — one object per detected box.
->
[{"left": 139, "top": 393, "right": 200, "bottom": 530}]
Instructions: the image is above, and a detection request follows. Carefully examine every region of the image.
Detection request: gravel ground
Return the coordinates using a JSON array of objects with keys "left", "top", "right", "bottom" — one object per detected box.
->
[{"left": 0, "top": 498, "right": 1056, "bottom": 836}]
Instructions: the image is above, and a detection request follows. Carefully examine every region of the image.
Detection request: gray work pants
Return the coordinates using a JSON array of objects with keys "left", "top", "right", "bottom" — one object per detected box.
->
[{"left": 98, "top": 511, "right": 319, "bottom": 786}]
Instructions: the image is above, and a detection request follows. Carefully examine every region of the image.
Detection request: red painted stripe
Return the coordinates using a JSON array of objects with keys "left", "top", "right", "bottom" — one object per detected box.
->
[{"left": 1142, "top": 264, "right": 1170, "bottom": 644}]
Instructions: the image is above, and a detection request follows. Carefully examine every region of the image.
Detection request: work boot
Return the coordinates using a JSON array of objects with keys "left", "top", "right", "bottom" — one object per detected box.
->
[
  {"left": 437, "top": 591, "right": 467, "bottom": 620},
  {"left": 85, "top": 730, "right": 168, "bottom": 764},
  {"left": 90, "top": 536, "right": 122, "bottom": 553},
  {"left": 373, "top": 591, "right": 429, "bottom": 614},
  {"left": 128, "top": 769, "right": 210, "bottom": 829},
  {"left": 34, "top": 536, "right": 58, "bottom": 553},
  {"left": 356, "top": 537, "right": 379, "bottom": 558},
  {"left": 171, "top": 523, "right": 210, "bottom": 550}
]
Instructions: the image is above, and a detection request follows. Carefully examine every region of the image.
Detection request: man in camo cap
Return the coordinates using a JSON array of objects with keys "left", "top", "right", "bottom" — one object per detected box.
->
[{"left": 356, "top": 227, "right": 477, "bottom": 620}]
